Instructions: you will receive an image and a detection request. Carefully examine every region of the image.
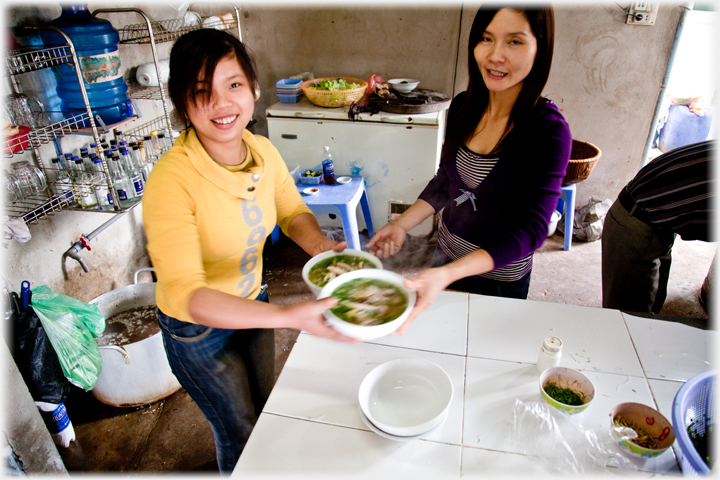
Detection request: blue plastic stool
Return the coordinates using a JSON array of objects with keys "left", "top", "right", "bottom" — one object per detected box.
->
[
  {"left": 295, "top": 175, "right": 374, "bottom": 251},
  {"left": 556, "top": 184, "right": 576, "bottom": 251}
]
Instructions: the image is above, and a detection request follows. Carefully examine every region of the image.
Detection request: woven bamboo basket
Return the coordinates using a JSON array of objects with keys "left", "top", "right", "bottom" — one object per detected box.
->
[
  {"left": 563, "top": 139, "right": 601, "bottom": 185},
  {"left": 301, "top": 77, "right": 367, "bottom": 108}
]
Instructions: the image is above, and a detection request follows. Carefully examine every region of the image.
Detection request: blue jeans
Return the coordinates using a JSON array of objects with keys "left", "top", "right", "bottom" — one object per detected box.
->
[
  {"left": 157, "top": 286, "right": 273, "bottom": 474},
  {"left": 430, "top": 249, "right": 531, "bottom": 299}
]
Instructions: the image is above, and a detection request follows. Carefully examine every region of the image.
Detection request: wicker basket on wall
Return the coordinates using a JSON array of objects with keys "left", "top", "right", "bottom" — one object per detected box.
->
[{"left": 563, "top": 139, "right": 602, "bottom": 186}]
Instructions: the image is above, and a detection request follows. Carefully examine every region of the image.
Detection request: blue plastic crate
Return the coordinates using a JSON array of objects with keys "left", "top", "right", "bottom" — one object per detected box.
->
[
  {"left": 276, "top": 78, "right": 302, "bottom": 88},
  {"left": 299, "top": 169, "right": 322, "bottom": 184},
  {"left": 672, "top": 370, "right": 715, "bottom": 475},
  {"left": 277, "top": 92, "right": 302, "bottom": 104}
]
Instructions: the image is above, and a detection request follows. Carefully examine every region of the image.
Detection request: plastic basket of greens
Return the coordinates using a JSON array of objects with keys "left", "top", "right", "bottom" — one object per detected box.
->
[
  {"left": 672, "top": 370, "right": 715, "bottom": 475},
  {"left": 301, "top": 77, "right": 367, "bottom": 107}
]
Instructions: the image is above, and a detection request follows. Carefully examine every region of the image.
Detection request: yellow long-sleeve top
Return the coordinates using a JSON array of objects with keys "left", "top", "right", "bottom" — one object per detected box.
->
[{"left": 142, "top": 128, "right": 311, "bottom": 324}]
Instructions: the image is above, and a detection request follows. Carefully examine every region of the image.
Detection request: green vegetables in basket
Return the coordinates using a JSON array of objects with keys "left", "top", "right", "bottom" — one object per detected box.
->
[
  {"left": 543, "top": 381, "right": 584, "bottom": 406},
  {"left": 688, "top": 419, "right": 714, "bottom": 468},
  {"left": 302, "top": 170, "right": 322, "bottom": 177},
  {"left": 310, "top": 78, "right": 361, "bottom": 91}
]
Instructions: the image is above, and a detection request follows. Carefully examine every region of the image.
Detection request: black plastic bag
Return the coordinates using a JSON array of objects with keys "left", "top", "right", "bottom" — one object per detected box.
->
[{"left": 7, "top": 291, "right": 71, "bottom": 404}]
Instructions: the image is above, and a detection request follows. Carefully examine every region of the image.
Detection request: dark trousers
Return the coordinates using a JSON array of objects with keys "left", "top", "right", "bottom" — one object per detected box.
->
[
  {"left": 601, "top": 200, "right": 676, "bottom": 313},
  {"left": 157, "top": 288, "right": 274, "bottom": 474}
]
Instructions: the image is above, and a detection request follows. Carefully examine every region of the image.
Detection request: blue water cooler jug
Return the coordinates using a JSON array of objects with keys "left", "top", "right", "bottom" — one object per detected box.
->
[{"left": 41, "top": 3, "right": 132, "bottom": 128}]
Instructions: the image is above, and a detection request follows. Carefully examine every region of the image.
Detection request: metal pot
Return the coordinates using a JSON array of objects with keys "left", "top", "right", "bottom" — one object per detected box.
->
[{"left": 89, "top": 268, "right": 180, "bottom": 407}]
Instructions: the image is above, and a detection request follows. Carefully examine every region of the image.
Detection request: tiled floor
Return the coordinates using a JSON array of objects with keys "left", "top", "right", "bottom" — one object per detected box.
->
[{"left": 56, "top": 227, "right": 713, "bottom": 473}]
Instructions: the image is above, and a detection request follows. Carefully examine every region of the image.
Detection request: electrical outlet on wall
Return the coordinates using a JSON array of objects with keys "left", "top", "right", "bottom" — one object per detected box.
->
[{"left": 626, "top": 2, "right": 658, "bottom": 25}]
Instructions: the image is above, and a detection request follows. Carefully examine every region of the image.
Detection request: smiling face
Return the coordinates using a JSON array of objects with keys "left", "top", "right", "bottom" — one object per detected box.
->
[
  {"left": 473, "top": 8, "right": 538, "bottom": 99},
  {"left": 186, "top": 54, "right": 255, "bottom": 164}
]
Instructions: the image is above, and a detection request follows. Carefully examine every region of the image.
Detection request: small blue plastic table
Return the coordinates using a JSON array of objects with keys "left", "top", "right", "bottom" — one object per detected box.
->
[{"left": 295, "top": 175, "right": 374, "bottom": 251}]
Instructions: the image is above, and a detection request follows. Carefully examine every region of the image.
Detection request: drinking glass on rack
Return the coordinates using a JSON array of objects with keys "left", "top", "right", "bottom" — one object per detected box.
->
[
  {"left": 6, "top": 94, "right": 50, "bottom": 128},
  {"left": 11, "top": 160, "right": 47, "bottom": 197},
  {"left": 5, "top": 171, "right": 23, "bottom": 203}
]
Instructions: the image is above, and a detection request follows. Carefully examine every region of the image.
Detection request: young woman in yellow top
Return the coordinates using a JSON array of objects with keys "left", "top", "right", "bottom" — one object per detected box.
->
[{"left": 142, "top": 29, "right": 355, "bottom": 473}]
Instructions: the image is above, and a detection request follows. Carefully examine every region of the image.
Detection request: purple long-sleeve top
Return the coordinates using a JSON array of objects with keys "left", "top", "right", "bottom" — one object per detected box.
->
[{"left": 419, "top": 92, "right": 572, "bottom": 274}]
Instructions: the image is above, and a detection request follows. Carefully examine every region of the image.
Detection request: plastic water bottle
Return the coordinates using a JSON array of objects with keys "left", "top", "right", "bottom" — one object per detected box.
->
[
  {"left": 41, "top": 3, "right": 132, "bottom": 127},
  {"left": 322, "top": 146, "right": 335, "bottom": 185},
  {"left": 35, "top": 401, "right": 76, "bottom": 448},
  {"left": 536, "top": 336, "right": 563, "bottom": 373}
]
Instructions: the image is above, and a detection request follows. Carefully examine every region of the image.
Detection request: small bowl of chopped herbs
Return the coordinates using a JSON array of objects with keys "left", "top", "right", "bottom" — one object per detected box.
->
[
  {"left": 539, "top": 367, "right": 595, "bottom": 415},
  {"left": 611, "top": 402, "right": 675, "bottom": 458}
]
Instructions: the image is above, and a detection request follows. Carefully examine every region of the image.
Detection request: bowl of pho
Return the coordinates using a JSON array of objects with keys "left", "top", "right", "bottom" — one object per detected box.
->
[
  {"left": 318, "top": 269, "right": 416, "bottom": 341},
  {"left": 302, "top": 249, "right": 383, "bottom": 296}
]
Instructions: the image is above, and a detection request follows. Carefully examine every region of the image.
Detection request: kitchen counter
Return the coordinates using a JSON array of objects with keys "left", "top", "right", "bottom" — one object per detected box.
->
[{"left": 233, "top": 291, "right": 715, "bottom": 477}]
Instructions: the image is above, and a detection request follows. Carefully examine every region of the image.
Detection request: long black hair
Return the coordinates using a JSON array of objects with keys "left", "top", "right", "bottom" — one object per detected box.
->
[
  {"left": 168, "top": 28, "right": 259, "bottom": 129},
  {"left": 442, "top": 4, "right": 555, "bottom": 158}
]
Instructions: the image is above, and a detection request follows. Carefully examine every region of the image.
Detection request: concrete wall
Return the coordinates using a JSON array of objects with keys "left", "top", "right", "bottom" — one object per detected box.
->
[{"left": 1, "top": 1, "right": 688, "bottom": 472}]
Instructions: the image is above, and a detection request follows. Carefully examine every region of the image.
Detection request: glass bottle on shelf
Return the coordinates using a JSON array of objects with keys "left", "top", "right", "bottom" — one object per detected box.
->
[
  {"left": 91, "top": 156, "right": 113, "bottom": 211},
  {"left": 74, "top": 158, "right": 98, "bottom": 209},
  {"left": 130, "top": 143, "right": 152, "bottom": 182},
  {"left": 121, "top": 148, "right": 143, "bottom": 199},
  {"left": 143, "top": 135, "right": 160, "bottom": 164},
  {"left": 149, "top": 131, "right": 163, "bottom": 156},
  {"left": 51, "top": 158, "right": 74, "bottom": 204},
  {"left": 105, "top": 149, "right": 132, "bottom": 208}
]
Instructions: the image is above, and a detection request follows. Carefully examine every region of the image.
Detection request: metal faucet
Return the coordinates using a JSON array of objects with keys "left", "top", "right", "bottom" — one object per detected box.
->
[{"left": 61, "top": 203, "right": 138, "bottom": 278}]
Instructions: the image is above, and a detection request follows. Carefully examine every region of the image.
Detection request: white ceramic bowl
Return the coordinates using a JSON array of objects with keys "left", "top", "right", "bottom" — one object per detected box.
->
[
  {"left": 302, "top": 249, "right": 383, "bottom": 297},
  {"left": 610, "top": 402, "right": 675, "bottom": 458},
  {"left": 547, "top": 210, "right": 562, "bottom": 237},
  {"left": 539, "top": 366, "right": 595, "bottom": 415},
  {"left": 358, "top": 358, "right": 453, "bottom": 437},
  {"left": 318, "top": 269, "right": 415, "bottom": 341},
  {"left": 388, "top": 78, "right": 420, "bottom": 93}
]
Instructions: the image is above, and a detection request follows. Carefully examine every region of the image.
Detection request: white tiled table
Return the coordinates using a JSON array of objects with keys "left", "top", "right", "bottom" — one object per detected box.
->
[{"left": 233, "top": 292, "right": 715, "bottom": 477}]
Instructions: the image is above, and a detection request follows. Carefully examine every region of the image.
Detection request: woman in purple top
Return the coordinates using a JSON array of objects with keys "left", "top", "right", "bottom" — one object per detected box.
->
[{"left": 367, "top": 4, "right": 572, "bottom": 333}]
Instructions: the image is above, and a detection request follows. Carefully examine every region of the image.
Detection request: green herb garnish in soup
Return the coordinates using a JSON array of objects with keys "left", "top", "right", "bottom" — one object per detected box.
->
[
  {"left": 308, "top": 255, "right": 377, "bottom": 287},
  {"left": 543, "top": 381, "right": 584, "bottom": 406},
  {"left": 330, "top": 278, "right": 407, "bottom": 326}
]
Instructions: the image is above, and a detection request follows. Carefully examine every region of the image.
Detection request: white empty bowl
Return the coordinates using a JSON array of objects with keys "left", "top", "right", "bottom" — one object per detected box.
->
[
  {"left": 547, "top": 210, "right": 562, "bottom": 237},
  {"left": 318, "top": 269, "right": 415, "bottom": 341},
  {"left": 302, "top": 249, "right": 383, "bottom": 297},
  {"left": 388, "top": 78, "right": 419, "bottom": 93},
  {"left": 358, "top": 358, "right": 453, "bottom": 437}
]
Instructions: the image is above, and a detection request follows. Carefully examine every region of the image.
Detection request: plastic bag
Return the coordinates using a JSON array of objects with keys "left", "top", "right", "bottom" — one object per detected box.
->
[
  {"left": 8, "top": 290, "right": 71, "bottom": 404},
  {"left": 559, "top": 196, "right": 613, "bottom": 242},
  {"left": 510, "top": 399, "right": 637, "bottom": 474},
  {"left": 366, "top": 74, "right": 386, "bottom": 96},
  {"left": 30, "top": 285, "right": 105, "bottom": 391}
]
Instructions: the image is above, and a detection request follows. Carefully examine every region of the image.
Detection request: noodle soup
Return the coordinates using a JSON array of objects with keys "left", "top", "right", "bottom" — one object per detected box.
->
[
  {"left": 308, "top": 254, "right": 378, "bottom": 288},
  {"left": 330, "top": 278, "right": 408, "bottom": 326}
]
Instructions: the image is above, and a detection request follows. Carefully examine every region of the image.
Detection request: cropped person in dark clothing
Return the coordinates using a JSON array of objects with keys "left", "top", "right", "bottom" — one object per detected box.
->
[
  {"left": 366, "top": 4, "right": 572, "bottom": 334},
  {"left": 602, "top": 140, "right": 715, "bottom": 314}
]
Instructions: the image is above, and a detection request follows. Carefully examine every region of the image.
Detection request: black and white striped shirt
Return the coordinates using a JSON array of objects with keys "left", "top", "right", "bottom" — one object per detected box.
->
[
  {"left": 624, "top": 140, "right": 714, "bottom": 241},
  {"left": 437, "top": 145, "right": 533, "bottom": 282}
]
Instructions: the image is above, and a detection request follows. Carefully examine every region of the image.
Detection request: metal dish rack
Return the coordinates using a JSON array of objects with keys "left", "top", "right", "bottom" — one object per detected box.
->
[
  {"left": 3, "top": 27, "right": 135, "bottom": 227},
  {"left": 4, "top": 6, "right": 242, "bottom": 229}
]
